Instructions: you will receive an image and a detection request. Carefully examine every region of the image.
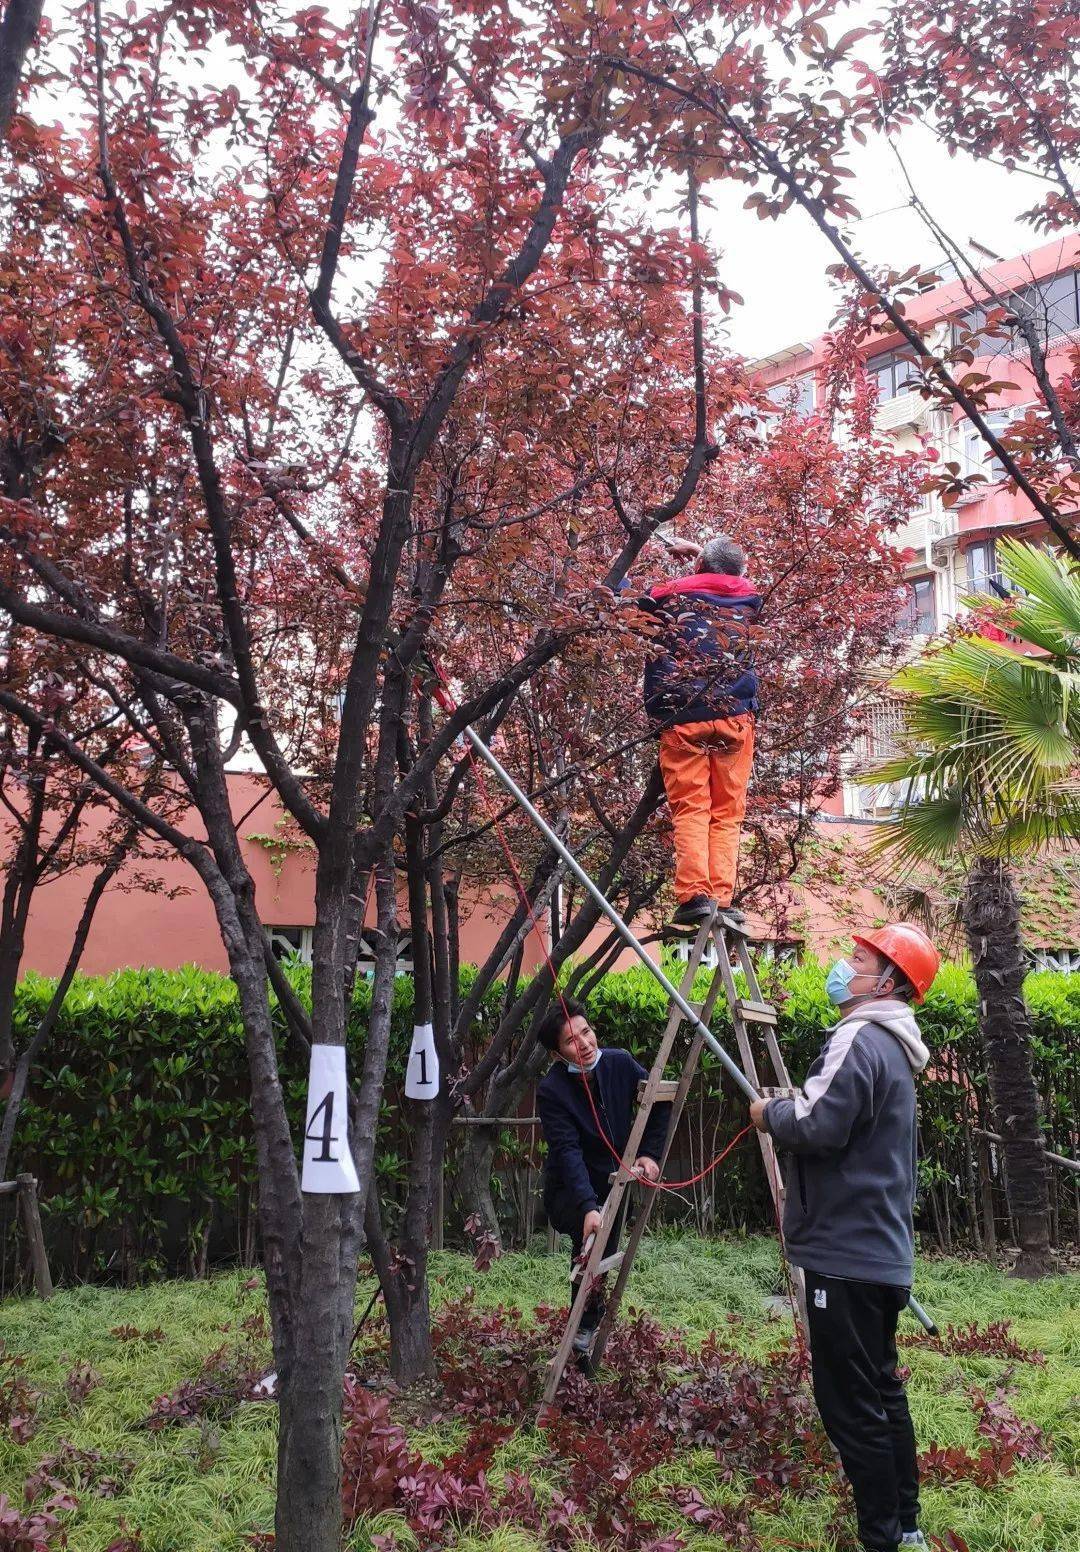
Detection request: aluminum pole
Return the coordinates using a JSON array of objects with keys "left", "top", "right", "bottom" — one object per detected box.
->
[
  {"left": 461, "top": 723, "right": 758, "bottom": 1102},
  {"left": 905, "top": 1293, "right": 938, "bottom": 1336}
]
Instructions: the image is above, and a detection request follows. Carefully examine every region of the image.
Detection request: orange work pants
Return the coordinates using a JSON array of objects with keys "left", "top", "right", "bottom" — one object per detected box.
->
[{"left": 658, "top": 714, "right": 755, "bottom": 905}]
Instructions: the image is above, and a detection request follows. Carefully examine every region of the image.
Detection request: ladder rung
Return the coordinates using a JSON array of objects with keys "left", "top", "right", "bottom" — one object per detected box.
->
[
  {"left": 637, "top": 1078, "right": 680, "bottom": 1104},
  {"left": 713, "top": 912, "right": 753, "bottom": 940},
  {"left": 735, "top": 998, "right": 777, "bottom": 1025},
  {"left": 596, "top": 1250, "right": 624, "bottom": 1275}
]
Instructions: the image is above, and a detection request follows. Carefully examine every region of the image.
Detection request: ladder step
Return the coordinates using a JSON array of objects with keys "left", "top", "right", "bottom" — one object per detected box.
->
[
  {"left": 735, "top": 998, "right": 777, "bottom": 1025},
  {"left": 571, "top": 1247, "right": 625, "bottom": 1281},
  {"left": 637, "top": 1078, "right": 680, "bottom": 1104},
  {"left": 713, "top": 911, "right": 753, "bottom": 939}
]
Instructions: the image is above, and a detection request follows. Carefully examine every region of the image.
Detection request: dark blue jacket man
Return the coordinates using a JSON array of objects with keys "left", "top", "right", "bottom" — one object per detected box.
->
[{"left": 536, "top": 998, "right": 671, "bottom": 1344}]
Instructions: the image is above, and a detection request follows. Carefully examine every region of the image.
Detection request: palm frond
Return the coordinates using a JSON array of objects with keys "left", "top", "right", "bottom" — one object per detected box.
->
[
  {"left": 869, "top": 792, "right": 967, "bottom": 864},
  {"left": 873, "top": 543, "right": 1080, "bottom": 864},
  {"left": 997, "top": 538, "right": 1080, "bottom": 656}
]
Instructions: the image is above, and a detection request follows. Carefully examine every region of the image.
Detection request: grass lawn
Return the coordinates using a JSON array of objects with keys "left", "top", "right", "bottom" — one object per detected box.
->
[{"left": 0, "top": 1235, "right": 1078, "bottom": 1551}]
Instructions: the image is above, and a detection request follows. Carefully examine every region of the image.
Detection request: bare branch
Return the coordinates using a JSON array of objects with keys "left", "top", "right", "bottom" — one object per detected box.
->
[
  {"left": 601, "top": 51, "right": 1080, "bottom": 561},
  {"left": 0, "top": 582, "right": 241, "bottom": 701}
]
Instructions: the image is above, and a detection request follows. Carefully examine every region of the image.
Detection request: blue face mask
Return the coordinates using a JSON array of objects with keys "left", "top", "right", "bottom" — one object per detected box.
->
[
  {"left": 825, "top": 959, "right": 858, "bottom": 1005},
  {"left": 566, "top": 1049, "right": 602, "bottom": 1075}
]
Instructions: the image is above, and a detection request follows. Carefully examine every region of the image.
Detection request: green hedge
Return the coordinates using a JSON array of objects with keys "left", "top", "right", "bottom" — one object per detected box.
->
[
  {"left": 6, "top": 965, "right": 503, "bottom": 1285},
  {"left": 4, "top": 957, "right": 1079, "bottom": 1286}
]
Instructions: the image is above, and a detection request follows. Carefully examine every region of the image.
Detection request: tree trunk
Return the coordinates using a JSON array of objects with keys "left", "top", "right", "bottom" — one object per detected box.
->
[
  {"left": 0, "top": 0, "right": 44, "bottom": 141},
  {"left": 0, "top": 827, "right": 134, "bottom": 1180},
  {"left": 276, "top": 1194, "right": 360, "bottom": 1550},
  {"left": 456, "top": 1046, "right": 548, "bottom": 1251},
  {"left": 364, "top": 1178, "right": 438, "bottom": 1386},
  {"left": 962, "top": 857, "right": 1052, "bottom": 1277},
  {"left": 0, "top": 774, "right": 44, "bottom": 1080},
  {"left": 382, "top": 1258, "right": 433, "bottom": 1386},
  {"left": 456, "top": 1122, "right": 502, "bottom": 1241}
]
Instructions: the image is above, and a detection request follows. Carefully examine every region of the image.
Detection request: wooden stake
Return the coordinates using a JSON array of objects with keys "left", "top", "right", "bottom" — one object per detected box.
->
[{"left": 16, "top": 1175, "right": 52, "bottom": 1300}]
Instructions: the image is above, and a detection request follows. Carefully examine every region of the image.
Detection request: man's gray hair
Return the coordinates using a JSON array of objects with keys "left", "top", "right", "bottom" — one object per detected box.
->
[{"left": 700, "top": 533, "right": 746, "bottom": 576}]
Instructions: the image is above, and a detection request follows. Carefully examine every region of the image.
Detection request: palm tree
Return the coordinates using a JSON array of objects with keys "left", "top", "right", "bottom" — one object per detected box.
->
[{"left": 871, "top": 538, "right": 1080, "bottom": 1276}]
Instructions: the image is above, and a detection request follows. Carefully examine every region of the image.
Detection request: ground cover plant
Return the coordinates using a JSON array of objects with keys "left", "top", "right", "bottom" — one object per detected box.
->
[{"left": 0, "top": 1237, "right": 1077, "bottom": 1552}]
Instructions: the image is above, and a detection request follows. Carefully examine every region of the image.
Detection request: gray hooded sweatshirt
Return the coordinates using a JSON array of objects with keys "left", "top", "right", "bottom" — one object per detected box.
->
[{"left": 763, "top": 998, "right": 930, "bottom": 1287}]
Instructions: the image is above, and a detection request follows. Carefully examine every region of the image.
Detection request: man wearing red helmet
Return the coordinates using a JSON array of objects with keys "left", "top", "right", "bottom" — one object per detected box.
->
[{"left": 750, "top": 922, "right": 940, "bottom": 1552}]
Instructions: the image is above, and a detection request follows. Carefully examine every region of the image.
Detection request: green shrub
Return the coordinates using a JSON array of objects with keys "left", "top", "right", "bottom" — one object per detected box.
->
[
  {"left": 7, "top": 955, "right": 1079, "bottom": 1286},
  {"left": 8, "top": 963, "right": 503, "bottom": 1284}
]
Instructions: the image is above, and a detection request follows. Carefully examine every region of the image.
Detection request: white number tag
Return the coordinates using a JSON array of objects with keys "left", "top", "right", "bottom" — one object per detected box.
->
[
  {"left": 301, "top": 1045, "right": 361, "bottom": 1193},
  {"left": 405, "top": 1022, "right": 439, "bottom": 1099}
]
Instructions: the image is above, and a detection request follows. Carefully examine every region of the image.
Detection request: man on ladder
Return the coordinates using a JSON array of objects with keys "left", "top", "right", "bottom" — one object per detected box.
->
[
  {"left": 750, "top": 923, "right": 941, "bottom": 1552},
  {"left": 636, "top": 531, "right": 761, "bottom": 934},
  {"left": 536, "top": 997, "right": 672, "bottom": 1356}
]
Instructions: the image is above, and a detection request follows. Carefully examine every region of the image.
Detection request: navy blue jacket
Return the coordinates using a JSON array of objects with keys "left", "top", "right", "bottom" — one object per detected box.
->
[
  {"left": 537, "top": 1048, "right": 671, "bottom": 1213},
  {"left": 639, "top": 571, "right": 761, "bottom": 726}
]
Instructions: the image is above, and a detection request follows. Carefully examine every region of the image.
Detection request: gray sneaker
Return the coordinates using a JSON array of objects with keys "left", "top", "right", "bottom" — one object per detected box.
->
[
  {"left": 572, "top": 1327, "right": 594, "bottom": 1355},
  {"left": 900, "top": 1533, "right": 929, "bottom": 1550}
]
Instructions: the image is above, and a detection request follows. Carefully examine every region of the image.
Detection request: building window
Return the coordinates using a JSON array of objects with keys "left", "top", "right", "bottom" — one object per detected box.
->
[
  {"left": 960, "top": 270, "right": 1080, "bottom": 353},
  {"left": 268, "top": 926, "right": 313, "bottom": 965},
  {"left": 267, "top": 925, "right": 415, "bottom": 975},
  {"left": 1029, "top": 946, "right": 1080, "bottom": 975},
  {"left": 357, "top": 927, "right": 414, "bottom": 977},
  {"left": 867, "top": 346, "right": 920, "bottom": 402},
  {"left": 672, "top": 936, "right": 800, "bottom": 970},
  {"left": 674, "top": 935, "right": 720, "bottom": 971},
  {"left": 753, "top": 940, "right": 801, "bottom": 966},
  {"left": 961, "top": 405, "right": 1032, "bottom": 483},
  {"left": 853, "top": 696, "right": 907, "bottom": 769},
  {"left": 848, "top": 697, "right": 920, "bottom": 818},
  {"left": 765, "top": 374, "right": 815, "bottom": 417},
  {"left": 896, "top": 575, "right": 936, "bottom": 638},
  {"left": 965, "top": 539, "right": 1000, "bottom": 596},
  {"left": 1033, "top": 271, "right": 1080, "bottom": 339}
]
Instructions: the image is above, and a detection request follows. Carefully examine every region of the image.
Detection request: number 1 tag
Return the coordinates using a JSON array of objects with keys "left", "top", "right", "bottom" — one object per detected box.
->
[
  {"left": 405, "top": 1022, "right": 439, "bottom": 1100},
  {"left": 301, "top": 1045, "right": 361, "bottom": 1194}
]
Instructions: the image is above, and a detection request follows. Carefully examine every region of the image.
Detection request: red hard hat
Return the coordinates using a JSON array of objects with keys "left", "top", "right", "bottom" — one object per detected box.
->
[{"left": 852, "top": 922, "right": 941, "bottom": 1003}]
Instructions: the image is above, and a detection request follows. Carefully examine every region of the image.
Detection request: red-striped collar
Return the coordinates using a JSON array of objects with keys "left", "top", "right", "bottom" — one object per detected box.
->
[{"left": 649, "top": 571, "right": 759, "bottom": 601}]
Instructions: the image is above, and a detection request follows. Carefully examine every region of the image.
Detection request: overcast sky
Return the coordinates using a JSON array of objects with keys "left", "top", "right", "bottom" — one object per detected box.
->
[{"left": 702, "top": 81, "right": 1069, "bottom": 365}]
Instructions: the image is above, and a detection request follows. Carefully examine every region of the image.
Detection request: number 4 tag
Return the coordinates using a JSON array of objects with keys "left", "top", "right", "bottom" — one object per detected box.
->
[{"left": 301, "top": 1045, "right": 360, "bottom": 1193}]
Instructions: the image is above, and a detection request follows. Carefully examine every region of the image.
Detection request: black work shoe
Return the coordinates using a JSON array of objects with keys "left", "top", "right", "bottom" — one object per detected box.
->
[
  {"left": 667, "top": 895, "right": 715, "bottom": 932},
  {"left": 717, "top": 905, "right": 748, "bottom": 934}
]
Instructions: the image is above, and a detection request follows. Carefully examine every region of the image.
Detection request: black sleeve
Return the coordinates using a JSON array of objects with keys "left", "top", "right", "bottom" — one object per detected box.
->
[
  {"left": 764, "top": 1030, "right": 876, "bottom": 1157},
  {"left": 537, "top": 1079, "right": 598, "bottom": 1213}
]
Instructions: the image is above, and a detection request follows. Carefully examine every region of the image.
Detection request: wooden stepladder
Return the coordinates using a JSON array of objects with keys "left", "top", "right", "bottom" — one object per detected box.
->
[{"left": 541, "top": 910, "right": 806, "bottom": 1406}]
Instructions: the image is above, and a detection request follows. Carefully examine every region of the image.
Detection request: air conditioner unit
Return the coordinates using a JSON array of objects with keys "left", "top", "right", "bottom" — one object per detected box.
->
[
  {"left": 877, "top": 390, "right": 930, "bottom": 433},
  {"left": 924, "top": 511, "right": 955, "bottom": 570}
]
